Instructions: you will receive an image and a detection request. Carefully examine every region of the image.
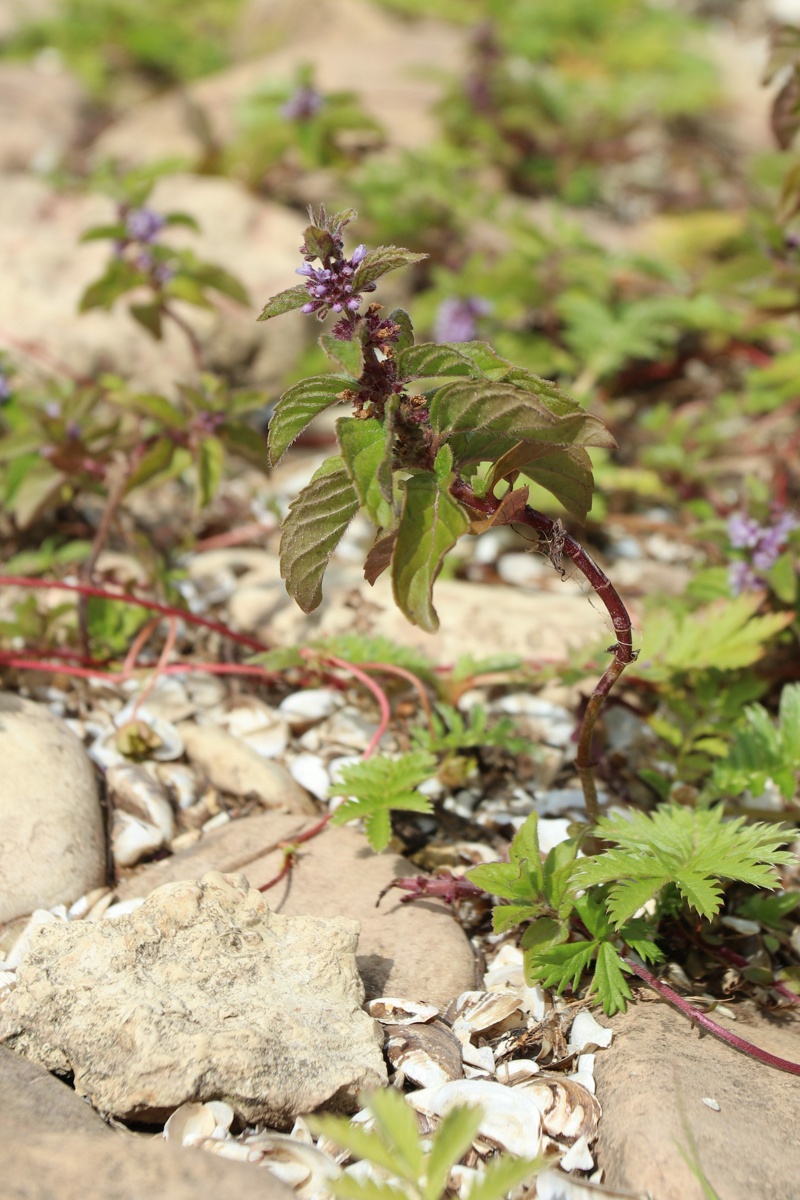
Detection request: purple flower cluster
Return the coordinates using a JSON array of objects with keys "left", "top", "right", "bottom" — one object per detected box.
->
[
  {"left": 727, "top": 508, "right": 798, "bottom": 594},
  {"left": 297, "top": 243, "right": 372, "bottom": 319},
  {"left": 125, "top": 207, "right": 166, "bottom": 243},
  {"left": 434, "top": 296, "right": 491, "bottom": 343},
  {"left": 281, "top": 85, "right": 324, "bottom": 121}
]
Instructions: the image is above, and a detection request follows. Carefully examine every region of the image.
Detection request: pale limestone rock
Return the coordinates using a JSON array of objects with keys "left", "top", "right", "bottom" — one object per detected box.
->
[
  {"left": 113, "top": 814, "right": 479, "bottom": 1008},
  {"left": 0, "top": 872, "right": 386, "bottom": 1126},
  {"left": 177, "top": 722, "right": 317, "bottom": 813},
  {"left": 0, "top": 693, "right": 106, "bottom": 924}
]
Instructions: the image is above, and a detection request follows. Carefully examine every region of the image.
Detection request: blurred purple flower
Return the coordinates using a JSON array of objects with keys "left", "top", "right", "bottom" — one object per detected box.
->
[
  {"left": 727, "top": 512, "right": 762, "bottom": 550},
  {"left": 434, "top": 296, "right": 491, "bottom": 343},
  {"left": 153, "top": 261, "right": 176, "bottom": 285},
  {"left": 0, "top": 370, "right": 10, "bottom": 404},
  {"left": 729, "top": 560, "right": 762, "bottom": 596},
  {"left": 125, "top": 207, "right": 165, "bottom": 243},
  {"left": 281, "top": 85, "right": 325, "bottom": 121}
]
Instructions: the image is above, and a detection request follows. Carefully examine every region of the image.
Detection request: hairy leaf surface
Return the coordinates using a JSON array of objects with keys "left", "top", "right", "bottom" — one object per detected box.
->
[
  {"left": 392, "top": 470, "right": 469, "bottom": 632},
  {"left": 257, "top": 283, "right": 313, "bottom": 321},
  {"left": 268, "top": 374, "right": 353, "bottom": 466},
  {"left": 337, "top": 417, "right": 393, "bottom": 528},
  {"left": 352, "top": 245, "right": 427, "bottom": 291},
  {"left": 429, "top": 380, "right": 616, "bottom": 449},
  {"left": 489, "top": 443, "right": 595, "bottom": 522},
  {"left": 279, "top": 455, "right": 359, "bottom": 613}
]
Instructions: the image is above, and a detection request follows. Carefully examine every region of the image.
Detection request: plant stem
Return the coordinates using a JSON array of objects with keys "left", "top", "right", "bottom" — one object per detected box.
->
[
  {"left": 0, "top": 575, "right": 269, "bottom": 653},
  {"left": 77, "top": 457, "right": 135, "bottom": 657},
  {"left": 625, "top": 957, "right": 800, "bottom": 1076},
  {"left": 450, "top": 481, "right": 636, "bottom": 827}
]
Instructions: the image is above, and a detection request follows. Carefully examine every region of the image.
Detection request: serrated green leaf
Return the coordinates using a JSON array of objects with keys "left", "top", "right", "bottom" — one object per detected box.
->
[
  {"left": 196, "top": 436, "right": 225, "bottom": 507},
  {"left": 322, "top": 332, "right": 365, "bottom": 377},
  {"left": 303, "top": 224, "right": 338, "bottom": 261},
  {"left": 337, "top": 417, "right": 393, "bottom": 527},
  {"left": 520, "top": 915, "right": 569, "bottom": 954},
  {"left": 491, "top": 903, "right": 541, "bottom": 933},
  {"left": 526, "top": 938, "right": 596, "bottom": 993},
  {"left": 429, "top": 380, "right": 616, "bottom": 449},
  {"left": 392, "top": 472, "right": 469, "bottom": 632},
  {"left": 257, "top": 283, "right": 313, "bottom": 321},
  {"left": 388, "top": 308, "right": 414, "bottom": 352},
  {"left": 268, "top": 374, "right": 353, "bottom": 466},
  {"left": 767, "top": 551, "right": 798, "bottom": 604},
  {"left": 368, "top": 1087, "right": 424, "bottom": 1180},
  {"left": 279, "top": 455, "right": 359, "bottom": 613},
  {"left": 464, "top": 1155, "right": 544, "bottom": 1200},
  {"left": 309, "top": 1113, "right": 405, "bottom": 1178},
  {"left": 396, "top": 343, "right": 483, "bottom": 383},
  {"left": 352, "top": 245, "right": 428, "bottom": 291},
  {"left": 591, "top": 941, "right": 633, "bottom": 1016},
  {"left": 433, "top": 443, "right": 454, "bottom": 482},
  {"left": 494, "top": 444, "right": 594, "bottom": 523},
  {"left": 543, "top": 837, "right": 580, "bottom": 912},
  {"left": 617, "top": 918, "right": 665, "bottom": 964},
  {"left": 576, "top": 804, "right": 793, "bottom": 926},
  {"left": 312, "top": 633, "right": 433, "bottom": 678},
  {"left": 424, "top": 1106, "right": 483, "bottom": 1200},
  {"left": 329, "top": 751, "right": 436, "bottom": 851},
  {"left": 449, "top": 342, "right": 514, "bottom": 379}
]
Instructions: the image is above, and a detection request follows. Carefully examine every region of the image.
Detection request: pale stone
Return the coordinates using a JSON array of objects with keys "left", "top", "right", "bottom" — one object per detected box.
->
[
  {"left": 594, "top": 1000, "right": 800, "bottom": 1200},
  {"left": 177, "top": 721, "right": 317, "bottom": 813},
  {"left": 0, "top": 694, "right": 106, "bottom": 924},
  {"left": 0, "top": 871, "right": 386, "bottom": 1126},
  {"left": 113, "top": 813, "right": 478, "bottom": 1007},
  {"left": 0, "top": 61, "right": 86, "bottom": 172}
]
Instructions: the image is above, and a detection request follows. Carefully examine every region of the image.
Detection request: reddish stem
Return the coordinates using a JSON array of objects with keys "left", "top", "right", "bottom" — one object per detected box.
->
[
  {"left": 304, "top": 651, "right": 392, "bottom": 759},
  {"left": 450, "top": 482, "right": 636, "bottom": 826},
  {"left": 711, "top": 943, "right": 800, "bottom": 1006},
  {"left": 626, "top": 958, "right": 800, "bottom": 1076},
  {"left": 360, "top": 661, "right": 435, "bottom": 734},
  {"left": 0, "top": 576, "right": 269, "bottom": 653}
]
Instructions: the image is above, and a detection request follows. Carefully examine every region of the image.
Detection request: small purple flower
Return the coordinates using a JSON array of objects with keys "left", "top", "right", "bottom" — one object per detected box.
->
[
  {"left": 0, "top": 371, "right": 11, "bottom": 405},
  {"left": 727, "top": 512, "right": 762, "bottom": 550},
  {"left": 281, "top": 85, "right": 324, "bottom": 121},
  {"left": 153, "top": 261, "right": 176, "bottom": 285},
  {"left": 729, "top": 560, "right": 762, "bottom": 596},
  {"left": 296, "top": 243, "right": 373, "bottom": 320},
  {"left": 434, "top": 296, "right": 491, "bottom": 343},
  {"left": 125, "top": 207, "right": 165, "bottom": 244}
]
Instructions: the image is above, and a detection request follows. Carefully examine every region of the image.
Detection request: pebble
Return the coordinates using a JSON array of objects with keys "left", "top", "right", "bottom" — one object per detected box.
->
[
  {"left": 0, "top": 694, "right": 106, "bottom": 924},
  {"left": 287, "top": 753, "right": 331, "bottom": 802},
  {"left": 278, "top": 688, "right": 344, "bottom": 731},
  {"left": 177, "top": 722, "right": 317, "bottom": 813}
]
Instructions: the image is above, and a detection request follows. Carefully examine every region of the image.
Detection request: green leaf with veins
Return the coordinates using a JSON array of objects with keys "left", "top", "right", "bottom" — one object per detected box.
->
[
  {"left": 321, "top": 331, "right": 365, "bottom": 377},
  {"left": 489, "top": 443, "right": 595, "bottom": 523},
  {"left": 257, "top": 283, "right": 314, "bottom": 321},
  {"left": 268, "top": 374, "right": 354, "bottom": 466},
  {"left": 328, "top": 751, "right": 436, "bottom": 852},
  {"left": 391, "top": 467, "right": 469, "bottom": 632},
  {"left": 590, "top": 942, "right": 633, "bottom": 1016},
  {"left": 574, "top": 804, "right": 793, "bottom": 927},
  {"left": 429, "top": 379, "right": 617, "bottom": 449},
  {"left": 278, "top": 455, "right": 359, "bottom": 613},
  {"left": 337, "top": 417, "right": 393, "bottom": 527},
  {"left": 387, "top": 307, "right": 415, "bottom": 352},
  {"left": 351, "top": 245, "right": 428, "bottom": 291},
  {"left": 396, "top": 342, "right": 484, "bottom": 383}
]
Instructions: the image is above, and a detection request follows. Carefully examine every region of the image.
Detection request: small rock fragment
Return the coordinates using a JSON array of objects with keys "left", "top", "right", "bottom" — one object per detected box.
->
[{"left": 178, "top": 722, "right": 317, "bottom": 813}]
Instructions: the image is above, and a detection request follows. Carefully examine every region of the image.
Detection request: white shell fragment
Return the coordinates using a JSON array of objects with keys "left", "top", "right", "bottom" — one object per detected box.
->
[
  {"left": 702, "top": 1097, "right": 721, "bottom": 1111},
  {"left": 110, "top": 810, "right": 166, "bottom": 867},
  {"left": 369, "top": 998, "right": 439, "bottom": 1025},
  {"left": 453, "top": 990, "right": 522, "bottom": 1034},
  {"left": 278, "top": 688, "right": 344, "bottom": 730},
  {"left": 107, "top": 764, "right": 175, "bottom": 842},
  {"left": 521, "top": 1078, "right": 601, "bottom": 1143},
  {"left": 164, "top": 1100, "right": 233, "bottom": 1146},
  {"left": 241, "top": 1131, "right": 341, "bottom": 1196},
  {"left": 289, "top": 753, "right": 332, "bottom": 802},
  {"left": 561, "top": 1134, "right": 595, "bottom": 1173},
  {"left": 569, "top": 1010, "right": 613, "bottom": 1052},
  {"left": 205, "top": 699, "right": 289, "bottom": 759},
  {"left": 407, "top": 1080, "right": 543, "bottom": 1158}
]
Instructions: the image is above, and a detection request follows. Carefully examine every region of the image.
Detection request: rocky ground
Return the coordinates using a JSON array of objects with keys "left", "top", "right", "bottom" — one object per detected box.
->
[{"left": 1, "top": 2, "right": 800, "bottom": 1199}]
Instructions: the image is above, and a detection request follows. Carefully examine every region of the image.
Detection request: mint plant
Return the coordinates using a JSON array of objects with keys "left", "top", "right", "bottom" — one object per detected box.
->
[{"left": 259, "top": 205, "right": 635, "bottom": 824}]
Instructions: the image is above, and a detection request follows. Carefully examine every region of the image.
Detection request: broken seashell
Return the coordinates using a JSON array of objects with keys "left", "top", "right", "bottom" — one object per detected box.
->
[
  {"left": 568, "top": 1053, "right": 597, "bottom": 1096},
  {"left": 103, "top": 898, "right": 146, "bottom": 921},
  {"left": 561, "top": 1134, "right": 594, "bottom": 1173},
  {"left": 164, "top": 1102, "right": 218, "bottom": 1146},
  {"left": 68, "top": 887, "right": 112, "bottom": 920},
  {"left": 242, "top": 1131, "right": 340, "bottom": 1196},
  {"left": 369, "top": 998, "right": 439, "bottom": 1025},
  {"left": 702, "top": 1097, "right": 721, "bottom": 1111},
  {"left": 156, "top": 763, "right": 201, "bottom": 810},
  {"left": 202, "top": 811, "right": 230, "bottom": 833},
  {"left": 205, "top": 699, "right": 289, "bottom": 759},
  {"left": 407, "top": 1080, "right": 543, "bottom": 1158},
  {"left": 107, "top": 764, "right": 175, "bottom": 842},
  {"left": 569, "top": 1010, "right": 613, "bottom": 1052},
  {"left": 495, "top": 1058, "right": 540, "bottom": 1085},
  {"left": 86, "top": 891, "right": 115, "bottom": 921},
  {"left": 111, "top": 810, "right": 165, "bottom": 867},
  {"left": 384, "top": 1020, "right": 463, "bottom": 1088},
  {"left": 5, "top": 909, "right": 65, "bottom": 969},
  {"left": 453, "top": 990, "right": 523, "bottom": 1034},
  {"left": 536, "top": 1167, "right": 648, "bottom": 1200},
  {"left": 519, "top": 1078, "right": 601, "bottom": 1143}
]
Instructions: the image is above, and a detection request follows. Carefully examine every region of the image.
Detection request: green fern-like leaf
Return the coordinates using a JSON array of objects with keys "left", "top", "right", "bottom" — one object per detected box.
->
[
  {"left": 329, "top": 751, "right": 437, "bottom": 851},
  {"left": 575, "top": 804, "right": 793, "bottom": 926},
  {"left": 711, "top": 682, "right": 800, "bottom": 802},
  {"left": 313, "top": 633, "right": 434, "bottom": 679}
]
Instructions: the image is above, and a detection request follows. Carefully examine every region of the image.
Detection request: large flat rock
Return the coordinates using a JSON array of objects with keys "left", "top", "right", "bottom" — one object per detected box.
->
[{"left": 594, "top": 997, "right": 800, "bottom": 1200}]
